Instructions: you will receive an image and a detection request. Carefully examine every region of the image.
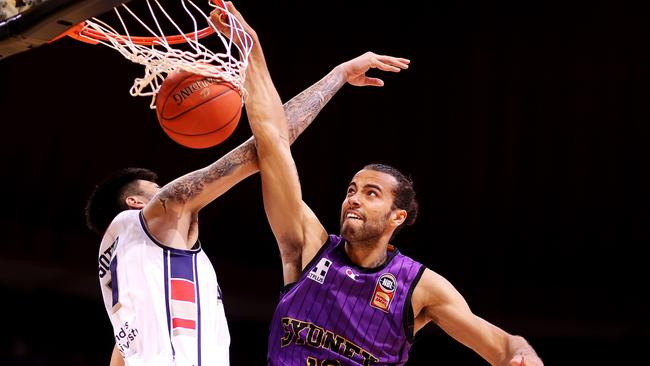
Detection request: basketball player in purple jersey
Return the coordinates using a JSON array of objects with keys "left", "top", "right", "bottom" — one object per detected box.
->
[
  {"left": 220, "top": 2, "right": 544, "bottom": 365},
  {"left": 85, "top": 29, "right": 409, "bottom": 366}
]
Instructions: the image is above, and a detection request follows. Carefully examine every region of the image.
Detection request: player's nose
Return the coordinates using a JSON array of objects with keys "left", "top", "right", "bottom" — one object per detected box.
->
[{"left": 347, "top": 193, "right": 360, "bottom": 207}]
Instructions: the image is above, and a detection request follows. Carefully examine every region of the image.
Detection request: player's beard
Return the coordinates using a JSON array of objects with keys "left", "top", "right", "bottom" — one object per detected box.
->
[{"left": 340, "top": 211, "right": 390, "bottom": 244}]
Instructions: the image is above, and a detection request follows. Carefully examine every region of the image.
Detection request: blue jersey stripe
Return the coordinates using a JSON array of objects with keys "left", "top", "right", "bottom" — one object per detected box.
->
[
  {"left": 109, "top": 254, "right": 119, "bottom": 307},
  {"left": 170, "top": 252, "right": 195, "bottom": 281},
  {"left": 194, "top": 253, "right": 202, "bottom": 366},
  {"left": 163, "top": 250, "right": 176, "bottom": 357}
]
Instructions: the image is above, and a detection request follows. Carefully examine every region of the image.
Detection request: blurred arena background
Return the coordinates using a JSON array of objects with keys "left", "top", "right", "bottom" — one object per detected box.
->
[{"left": 0, "top": 0, "right": 648, "bottom": 364}]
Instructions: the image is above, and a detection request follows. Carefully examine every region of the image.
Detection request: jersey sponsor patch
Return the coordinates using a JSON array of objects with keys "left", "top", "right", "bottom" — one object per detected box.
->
[
  {"left": 307, "top": 258, "right": 332, "bottom": 284},
  {"left": 370, "top": 273, "right": 397, "bottom": 312},
  {"left": 115, "top": 321, "right": 139, "bottom": 355}
]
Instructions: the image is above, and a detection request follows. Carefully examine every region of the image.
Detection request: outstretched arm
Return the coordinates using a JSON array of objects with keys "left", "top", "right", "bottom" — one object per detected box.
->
[
  {"left": 413, "top": 269, "right": 543, "bottom": 366},
  {"left": 280, "top": 52, "right": 412, "bottom": 279},
  {"left": 210, "top": 2, "right": 410, "bottom": 283},
  {"left": 283, "top": 50, "right": 409, "bottom": 141},
  {"left": 147, "top": 58, "right": 357, "bottom": 217},
  {"left": 141, "top": 13, "right": 382, "bottom": 249}
]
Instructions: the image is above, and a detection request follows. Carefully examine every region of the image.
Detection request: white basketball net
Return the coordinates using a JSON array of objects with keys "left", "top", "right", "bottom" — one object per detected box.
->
[{"left": 79, "top": 0, "right": 252, "bottom": 108}]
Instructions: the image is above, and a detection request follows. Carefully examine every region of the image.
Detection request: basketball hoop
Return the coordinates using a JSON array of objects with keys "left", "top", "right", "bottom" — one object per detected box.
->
[{"left": 55, "top": 0, "right": 252, "bottom": 108}]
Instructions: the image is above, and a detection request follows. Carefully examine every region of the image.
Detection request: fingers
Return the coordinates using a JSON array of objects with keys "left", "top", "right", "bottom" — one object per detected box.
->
[
  {"left": 209, "top": 8, "right": 228, "bottom": 28},
  {"left": 210, "top": 1, "right": 240, "bottom": 27},
  {"left": 373, "top": 62, "right": 406, "bottom": 73},
  {"left": 361, "top": 55, "right": 409, "bottom": 75},
  {"left": 375, "top": 55, "right": 411, "bottom": 71},
  {"left": 369, "top": 52, "right": 409, "bottom": 65},
  {"left": 226, "top": 1, "right": 240, "bottom": 16},
  {"left": 209, "top": 0, "right": 256, "bottom": 49},
  {"left": 223, "top": 1, "right": 246, "bottom": 26},
  {"left": 343, "top": 53, "right": 410, "bottom": 87}
]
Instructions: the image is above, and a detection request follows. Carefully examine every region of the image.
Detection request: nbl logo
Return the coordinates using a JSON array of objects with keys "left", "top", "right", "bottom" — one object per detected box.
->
[
  {"left": 307, "top": 258, "right": 332, "bottom": 284},
  {"left": 379, "top": 276, "right": 396, "bottom": 292}
]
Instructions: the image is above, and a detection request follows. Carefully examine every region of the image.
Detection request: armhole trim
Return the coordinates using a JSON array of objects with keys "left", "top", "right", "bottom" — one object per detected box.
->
[
  {"left": 280, "top": 235, "right": 333, "bottom": 295},
  {"left": 403, "top": 265, "right": 426, "bottom": 343},
  {"left": 139, "top": 210, "right": 202, "bottom": 254}
]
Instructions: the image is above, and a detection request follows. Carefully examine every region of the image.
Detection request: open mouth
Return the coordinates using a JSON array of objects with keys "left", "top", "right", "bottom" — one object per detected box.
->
[{"left": 345, "top": 211, "right": 363, "bottom": 221}]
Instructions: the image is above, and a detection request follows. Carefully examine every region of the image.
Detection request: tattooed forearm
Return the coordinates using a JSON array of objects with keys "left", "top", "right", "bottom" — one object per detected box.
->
[
  {"left": 285, "top": 67, "right": 347, "bottom": 142},
  {"left": 160, "top": 139, "right": 258, "bottom": 204},
  {"left": 205, "top": 140, "right": 257, "bottom": 179},
  {"left": 156, "top": 66, "right": 346, "bottom": 206}
]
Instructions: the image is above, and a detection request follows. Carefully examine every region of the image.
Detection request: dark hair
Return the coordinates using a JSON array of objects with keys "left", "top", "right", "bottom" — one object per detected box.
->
[
  {"left": 85, "top": 168, "right": 158, "bottom": 236},
  {"left": 363, "top": 163, "right": 419, "bottom": 236}
]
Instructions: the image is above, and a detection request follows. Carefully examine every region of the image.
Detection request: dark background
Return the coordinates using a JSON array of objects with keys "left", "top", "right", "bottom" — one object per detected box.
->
[{"left": 1, "top": 0, "right": 648, "bottom": 365}]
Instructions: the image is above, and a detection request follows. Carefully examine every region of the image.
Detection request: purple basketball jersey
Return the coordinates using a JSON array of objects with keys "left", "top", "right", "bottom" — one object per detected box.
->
[{"left": 267, "top": 235, "right": 425, "bottom": 365}]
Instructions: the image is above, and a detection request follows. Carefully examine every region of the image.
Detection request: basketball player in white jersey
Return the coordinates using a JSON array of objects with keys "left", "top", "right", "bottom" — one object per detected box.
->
[{"left": 85, "top": 36, "right": 411, "bottom": 366}]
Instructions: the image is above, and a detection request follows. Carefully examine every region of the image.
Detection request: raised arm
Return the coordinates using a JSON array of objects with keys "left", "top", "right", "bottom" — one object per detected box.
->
[
  {"left": 262, "top": 51, "right": 412, "bottom": 283},
  {"left": 143, "top": 61, "right": 357, "bottom": 222},
  {"left": 213, "top": 2, "right": 326, "bottom": 283},
  {"left": 141, "top": 9, "right": 389, "bottom": 249},
  {"left": 216, "top": 3, "right": 411, "bottom": 283},
  {"left": 224, "top": 4, "right": 322, "bottom": 283},
  {"left": 280, "top": 52, "right": 413, "bottom": 279},
  {"left": 413, "top": 269, "right": 543, "bottom": 366}
]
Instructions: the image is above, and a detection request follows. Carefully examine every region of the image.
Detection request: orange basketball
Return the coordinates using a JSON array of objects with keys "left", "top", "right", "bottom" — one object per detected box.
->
[{"left": 155, "top": 70, "right": 242, "bottom": 149}]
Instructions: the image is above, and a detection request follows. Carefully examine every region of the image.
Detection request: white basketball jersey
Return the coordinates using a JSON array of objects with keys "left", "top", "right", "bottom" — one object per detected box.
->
[{"left": 97, "top": 210, "right": 230, "bottom": 366}]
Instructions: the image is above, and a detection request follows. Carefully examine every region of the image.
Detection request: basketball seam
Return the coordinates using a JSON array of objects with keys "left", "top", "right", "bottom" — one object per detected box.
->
[
  {"left": 156, "top": 73, "right": 240, "bottom": 148},
  {"left": 159, "top": 108, "right": 241, "bottom": 137},
  {"left": 158, "top": 72, "right": 195, "bottom": 117},
  {"left": 159, "top": 79, "right": 237, "bottom": 121}
]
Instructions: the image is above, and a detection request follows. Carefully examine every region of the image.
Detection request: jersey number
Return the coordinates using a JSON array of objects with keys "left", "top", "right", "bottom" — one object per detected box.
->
[{"left": 109, "top": 254, "right": 120, "bottom": 309}]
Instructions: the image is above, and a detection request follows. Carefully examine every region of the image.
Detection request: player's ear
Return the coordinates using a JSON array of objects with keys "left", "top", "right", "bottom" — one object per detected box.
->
[
  {"left": 126, "top": 195, "right": 146, "bottom": 209},
  {"left": 391, "top": 209, "right": 407, "bottom": 227}
]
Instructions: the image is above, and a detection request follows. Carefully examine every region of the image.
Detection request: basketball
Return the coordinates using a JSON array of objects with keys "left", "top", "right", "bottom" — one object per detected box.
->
[{"left": 155, "top": 70, "right": 242, "bottom": 149}]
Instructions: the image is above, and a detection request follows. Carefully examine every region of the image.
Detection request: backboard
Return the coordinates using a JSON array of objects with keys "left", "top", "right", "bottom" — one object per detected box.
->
[{"left": 0, "top": 0, "right": 130, "bottom": 59}]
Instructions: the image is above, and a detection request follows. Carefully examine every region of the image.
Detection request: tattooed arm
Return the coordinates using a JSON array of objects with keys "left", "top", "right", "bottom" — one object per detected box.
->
[
  {"left": 142, "top": 4, "right": 410, "bottom": 250},
  {"left": 140, "top": 53, "right": 389, "bottom": 249},
  {"left": 146, "top": 58, "right": 354, "bottom": 210},
  {"left": 284, "top": 53, "right": 411, "bottom": 282},
  {"left": 244, "top": 51, "right": 411, "bottom": 284},
  {"left": 284, "top": 67, "right": 347, "bottom": 142}
]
